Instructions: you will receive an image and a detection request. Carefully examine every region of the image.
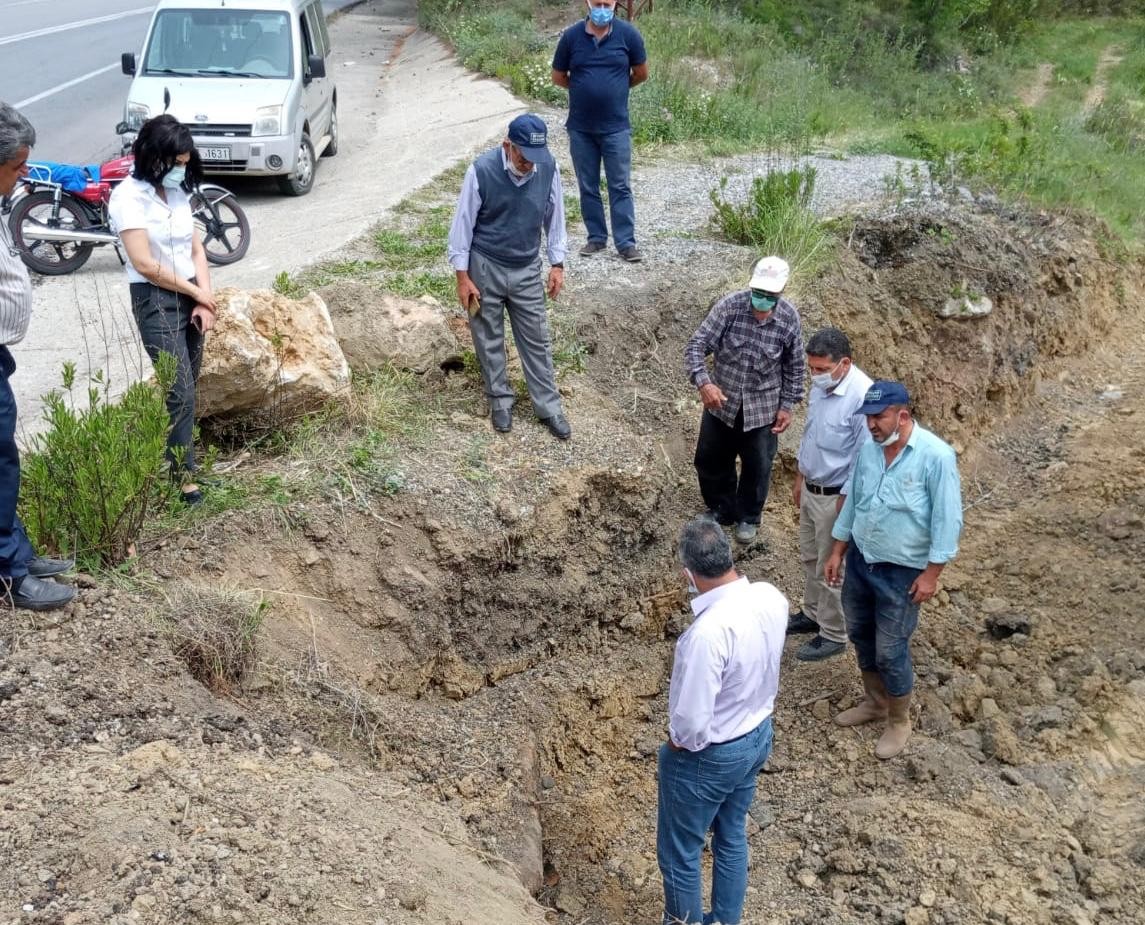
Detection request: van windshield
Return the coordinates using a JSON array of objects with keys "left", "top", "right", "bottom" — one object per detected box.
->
[{"left": 142, "top": 9, "right": 293, "bottom": 78}]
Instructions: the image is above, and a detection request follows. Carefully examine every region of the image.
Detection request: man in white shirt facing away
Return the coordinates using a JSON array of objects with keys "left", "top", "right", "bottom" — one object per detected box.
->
[
  {"left": 657, "top": 516, "right": 787, "bottom": 925},
  {"left": 789, "top": 328, "right": 873, "bottom": 663}
]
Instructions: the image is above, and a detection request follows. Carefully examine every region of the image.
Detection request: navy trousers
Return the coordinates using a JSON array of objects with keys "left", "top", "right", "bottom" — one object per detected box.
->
[{"left": 0, "top": 346, "right": 35, "bottom": 581}]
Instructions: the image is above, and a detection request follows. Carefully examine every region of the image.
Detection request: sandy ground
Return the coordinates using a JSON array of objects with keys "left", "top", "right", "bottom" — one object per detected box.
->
[{"left": 13, "top": 0, "right": 523, "bottom": 443}]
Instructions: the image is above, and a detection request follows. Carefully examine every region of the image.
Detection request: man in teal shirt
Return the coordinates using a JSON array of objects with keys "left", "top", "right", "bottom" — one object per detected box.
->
[{"left": 824, "top": 381, "right": 962, "bottom": 759}]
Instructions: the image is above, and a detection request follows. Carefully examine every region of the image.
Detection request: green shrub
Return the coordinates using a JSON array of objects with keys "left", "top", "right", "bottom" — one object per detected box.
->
[
  {"left": 709, "top": 166, "right": 832, "bottom": 278},
  {"left": 20, "top": 357, "right": 175, "bottom": 570},
  {"left": 1085, "top": 93, "right": 1145, "bottom": 152}
]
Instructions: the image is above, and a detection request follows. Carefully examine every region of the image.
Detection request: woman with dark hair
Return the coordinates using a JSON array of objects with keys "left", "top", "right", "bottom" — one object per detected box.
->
[{"left": 109, "top": 114, "right": 217, "bottom": 505}]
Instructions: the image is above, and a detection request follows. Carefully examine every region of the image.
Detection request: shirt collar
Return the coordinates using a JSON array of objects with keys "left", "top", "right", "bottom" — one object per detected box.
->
[
  {"left": 690, "top": 575, "right": 748, "bottom": 618},
  {"left": 828, "top": 363, "right": 858, "bottom": 396}
]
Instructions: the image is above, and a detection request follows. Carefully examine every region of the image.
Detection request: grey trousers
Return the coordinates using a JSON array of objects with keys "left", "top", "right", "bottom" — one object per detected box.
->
[
  {"left": 467, "top": 250, "right": 563, "bottom": 419},
  {"left": 799, "top": 489, "right": 848, "bottom": 643},
  {"left": 129, "top": 281, "right": 203, "bottom": 474}
]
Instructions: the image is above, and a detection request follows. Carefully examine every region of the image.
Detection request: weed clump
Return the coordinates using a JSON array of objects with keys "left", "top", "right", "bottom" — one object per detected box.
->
[{"left": 162, "top": 582, "right": 267, "bottom": 691}]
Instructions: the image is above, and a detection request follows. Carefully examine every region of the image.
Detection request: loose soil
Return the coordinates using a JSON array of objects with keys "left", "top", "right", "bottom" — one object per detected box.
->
[{"left": 3, "top": 181, "right": 1144, "bottom": 924}]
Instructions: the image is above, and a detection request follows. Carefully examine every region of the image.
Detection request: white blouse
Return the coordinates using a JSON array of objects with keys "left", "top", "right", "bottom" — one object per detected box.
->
[{"left": 108, "top": 176, "right": 196, "bottom": 284}]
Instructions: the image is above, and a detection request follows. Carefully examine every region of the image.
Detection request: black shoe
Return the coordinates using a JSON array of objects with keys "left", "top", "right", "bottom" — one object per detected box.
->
[
  {"left": 579, "top": 240, "right": 607, "bottom": 257},
  {"left": 795, "top": 635, "right": 846, "bottom": 662},
  {"left": 703, "top": 509, "right": 735, "bottom": 527},
  {"left": 618, "top": 246, "right": 643, "bottom": 263},
  {"left": 27, "top": 556, "right": 74, "bottom": 578},
  {"left": 540, "top": 414, "right": 572, "bottom": 440},
  {"left": 787, "top": 610, "right": 819, "bottom": 635},
  {"left": 8, "top": 575, "right": 76, "bottom": 612},
  {"left": 491, "top": 408, "right": 513, "bottom": 433},
  {"left": 179, "top": 487, "right": 204, "bottom": 507}
]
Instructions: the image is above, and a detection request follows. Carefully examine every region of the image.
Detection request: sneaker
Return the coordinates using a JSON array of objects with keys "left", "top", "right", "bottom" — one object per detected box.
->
[
  {"left": 795, "top": 635, "right": 846, "bottom": 662},
  {"left": 787, "top": 610, "right": 819, "bottom": 635},
  {"left": 618, "top": 246, "right": 643, "bottom": 263},
  {"left": 734, "top": 522, "right": 758, "bottom": 544},
  {"left": 579, "top": 240, "right": 607, "bottom": 256}
]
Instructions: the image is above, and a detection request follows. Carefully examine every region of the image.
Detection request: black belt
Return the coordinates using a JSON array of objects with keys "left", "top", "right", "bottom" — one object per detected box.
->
[{"left": 804, "top": 481, "right": 842, "bottom": 496}]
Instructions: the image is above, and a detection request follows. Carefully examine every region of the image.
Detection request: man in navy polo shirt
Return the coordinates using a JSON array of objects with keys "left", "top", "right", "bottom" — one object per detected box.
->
[{"left": 552, "top": 0, "right": 649, "bottom": 263}]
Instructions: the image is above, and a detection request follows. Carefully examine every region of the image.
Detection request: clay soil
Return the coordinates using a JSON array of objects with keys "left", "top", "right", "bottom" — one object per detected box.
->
[{"left": 3, "top": 196, "right": 1144, "bottom": 925}]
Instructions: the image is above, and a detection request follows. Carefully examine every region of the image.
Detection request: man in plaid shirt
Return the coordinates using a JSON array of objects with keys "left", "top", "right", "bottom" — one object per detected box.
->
[{"left": 684, "top": 256, "right": 805, "bottom": 544}]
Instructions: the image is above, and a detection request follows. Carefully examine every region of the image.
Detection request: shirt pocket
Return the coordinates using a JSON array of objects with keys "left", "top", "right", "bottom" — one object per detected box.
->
[
  {"left": 884, "top": 473, "right": 928, "bottom": 512},
  {"left": 816, "top": 420, "right": 854, "bottom": 451}
]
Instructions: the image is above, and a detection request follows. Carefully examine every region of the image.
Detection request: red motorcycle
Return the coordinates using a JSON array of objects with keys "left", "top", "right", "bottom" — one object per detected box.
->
[{"left": 5, "top": 152, "right": 250, "bottom": 276}]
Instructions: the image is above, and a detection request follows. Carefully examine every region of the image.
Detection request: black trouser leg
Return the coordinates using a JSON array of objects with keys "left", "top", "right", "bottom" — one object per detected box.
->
[
  {"left": 694, "top": 410, "right": 739, "bottom": 524},
  {"left": 735, "top": 416, "right": 778, "bottom": 526}
]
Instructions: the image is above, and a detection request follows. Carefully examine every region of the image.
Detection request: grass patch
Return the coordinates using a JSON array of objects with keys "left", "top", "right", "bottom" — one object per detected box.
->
[
  {"left": 162, "top": 582, "right": 267, "bottom": 692},
  {"left": 709, "top": 166, "right": 833, "bottom": 280}
]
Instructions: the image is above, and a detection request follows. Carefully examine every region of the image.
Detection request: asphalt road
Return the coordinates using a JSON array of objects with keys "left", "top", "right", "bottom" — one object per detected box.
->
[{"left": 1, "top": 0, "right": 363, "bottom": 165}]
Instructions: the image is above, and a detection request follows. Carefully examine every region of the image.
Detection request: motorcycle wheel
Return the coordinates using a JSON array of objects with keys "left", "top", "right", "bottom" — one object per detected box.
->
[
  {"left": 8, "top": 190, "right": 94, "bottom": 275},
  {"left": 191, "top": 189, "right": 251, "bottom": 266}
]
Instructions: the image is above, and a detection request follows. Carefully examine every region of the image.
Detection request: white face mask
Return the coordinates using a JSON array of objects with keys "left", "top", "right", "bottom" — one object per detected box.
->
[
  {"left": 809, "top": 359, "right": 844, "bottom": 391},
  {"left": 876, "top": 430, "right": 900, "bottom": 447},
  {"left": 683, "top": 568, "right": 699, "bottom": 595}
]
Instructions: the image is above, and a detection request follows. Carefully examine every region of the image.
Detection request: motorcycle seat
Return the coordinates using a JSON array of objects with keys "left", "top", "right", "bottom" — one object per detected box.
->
[{"left": 26, "top": 162, "right": 102, "bottom": 193}]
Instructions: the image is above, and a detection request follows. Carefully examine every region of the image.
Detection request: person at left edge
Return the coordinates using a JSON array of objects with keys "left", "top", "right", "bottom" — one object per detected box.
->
[
  {"left": 447, "top": 113, "right": 572, "bottom": 440},
  {"left": 657, "top": 515, "right": 787, "bottom": 925},
  {"left": 108, "top": 114, "right": 218, "bottom": 506},
  {"left": 0, "top": 102, "right": 77, "bottom": 611}
]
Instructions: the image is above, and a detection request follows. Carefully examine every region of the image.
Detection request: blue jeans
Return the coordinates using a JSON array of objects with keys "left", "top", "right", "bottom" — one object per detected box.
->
[
  {"left": 0, "top": 346, "right": 35, "bottom": 582},
  {"left": 841, "top": 545, "right": 921, "bottom": 696},
  {"left": 567, "top": 128, "right": 636, "bottom": 250},
  {"left": 657, "top": 718, "right": 773, "bottom": 925}
]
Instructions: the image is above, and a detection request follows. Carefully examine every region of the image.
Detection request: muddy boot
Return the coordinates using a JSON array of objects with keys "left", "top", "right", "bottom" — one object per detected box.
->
[
  {"left": 833, "top": 671, "right": 888, "bottom": 727},
  {"left": 875, "top": 693, "right": 912, "bottom": 760}
]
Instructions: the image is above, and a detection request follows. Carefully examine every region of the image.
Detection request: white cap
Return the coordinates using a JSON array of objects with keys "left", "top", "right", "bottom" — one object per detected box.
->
[{"left": 749, "top": 256, "right": 790, "bottom": 293}]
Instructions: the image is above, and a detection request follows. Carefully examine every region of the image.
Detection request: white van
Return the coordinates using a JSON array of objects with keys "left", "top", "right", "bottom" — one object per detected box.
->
[{"left": 120, "top": 0, "right": 337, "bottom": 196}]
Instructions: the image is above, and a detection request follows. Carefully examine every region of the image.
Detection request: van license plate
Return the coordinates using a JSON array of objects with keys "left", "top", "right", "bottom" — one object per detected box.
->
[{"left": 198, "top": 146, "right": 230, "bottom": 161}]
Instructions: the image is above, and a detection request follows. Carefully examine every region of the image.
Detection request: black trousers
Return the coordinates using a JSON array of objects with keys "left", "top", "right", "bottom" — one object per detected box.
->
[
  {"left": 694, "top": 408, "right": 779, "bottom": 526},
  {"left": 0, "top": 346, "right": 34, "bottom": 580},
  {"left": 129, "top": 282, "right": 203, "bottom": 474}
]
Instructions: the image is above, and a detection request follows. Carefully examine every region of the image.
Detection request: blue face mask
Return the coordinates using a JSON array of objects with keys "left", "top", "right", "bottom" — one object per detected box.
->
[
  {"left": 751, "top": 291, "right": 779, "bottom": 313},
  {"left": 162, "top": 164, "right": 186, "bottom": 189},
  {"left": 589, "top": 5, "right": 614, "bottom": 26}
]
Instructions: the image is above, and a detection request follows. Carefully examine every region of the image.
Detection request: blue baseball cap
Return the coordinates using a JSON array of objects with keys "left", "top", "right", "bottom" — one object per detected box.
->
[
  {"left": 857, "top": 380, "right": 911, "bottom": 414},
  {"left": 507, "top": 113, "right": 552, "bottom": 164}
]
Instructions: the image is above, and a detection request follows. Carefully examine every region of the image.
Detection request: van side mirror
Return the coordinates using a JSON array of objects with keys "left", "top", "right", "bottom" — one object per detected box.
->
[
  {"left": 121, "top": 53, "right": 136, "bottom": 76},
  {"left": 115, "top": 122, "right": 130, "bottom": 136},
  {"left": 306, "top": 55, "right": 326, "bottom": 80}
]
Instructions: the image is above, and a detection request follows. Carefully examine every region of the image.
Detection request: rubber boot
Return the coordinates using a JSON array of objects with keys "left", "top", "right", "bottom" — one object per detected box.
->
[
  {"left": 833, "top": 671, "right": 888, "bottom": 727},
  {"left": 875, "top": 693, "right": 912, "bottom": 760}
]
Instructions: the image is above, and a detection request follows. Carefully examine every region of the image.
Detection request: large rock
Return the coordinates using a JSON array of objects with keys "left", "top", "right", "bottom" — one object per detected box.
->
[
  {"left": 319, "top": 280, "right": 463, "bottom": 374},
  {"left": 198, "top": 288, "right": 350, "bottom": 419}
]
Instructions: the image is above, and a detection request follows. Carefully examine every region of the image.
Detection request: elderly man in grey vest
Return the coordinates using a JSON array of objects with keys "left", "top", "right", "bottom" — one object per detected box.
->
[{"left": 447, "top": 114, "right": 572, "bottom": 440}]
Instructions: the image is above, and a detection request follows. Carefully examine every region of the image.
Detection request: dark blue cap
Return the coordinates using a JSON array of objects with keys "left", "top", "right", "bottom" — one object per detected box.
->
[
  {"left": 857, "top": 380, "right": 910, "bottom": 414},
  {"left": 507, "top": 113, "right": 552, "bottom": 164}
]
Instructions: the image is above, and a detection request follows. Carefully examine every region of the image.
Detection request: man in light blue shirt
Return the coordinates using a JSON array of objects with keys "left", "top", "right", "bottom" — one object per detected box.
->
[
  {"left": 824, "top": 380, "right": 962, "bottom": 759},
  {"left": 447, "top": 114, "right": 571, "bottom": 439},
  {"left": 789, "top": 328, "right": 872, "bottom": 663}
]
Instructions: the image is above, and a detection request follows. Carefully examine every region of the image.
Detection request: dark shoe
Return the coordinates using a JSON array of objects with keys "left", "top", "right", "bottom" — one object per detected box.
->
[
  {"left": 795, "top": 635, "right": 846, "bottom": 662},
  {"left": 491, "top": 407, "right": 513, "bottom": 433},
  {"left": 540, "top": 414, "right": 572, "bottom": 441},
  {"left": 734, "top": 521, "right": 758, "bottom": 544},
  {"left": 579, "top": 240, "right": 607, "bottom": 256},
  {"left": 179, "top": 487, "right": 204, "bottom": 507},
  {"left": 27, "top": 556, "right": 74, "bottom": 578},
  {"left": 618, "top": 246, "right": 643, "bottom": 263},
  {"left": 787, "top": 610, "right": 819, "bottom": 635},
  {"left": 8, "top": 575, "right": 76, "bottom": 612},
  {"left": 704, "top": 509, "right": 735, "bottom": 527}
]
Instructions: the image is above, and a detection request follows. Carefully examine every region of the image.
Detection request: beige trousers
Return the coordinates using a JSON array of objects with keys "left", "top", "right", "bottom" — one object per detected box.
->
[{"left": 799, "top": 489, "right": 848, "bottom": 644}]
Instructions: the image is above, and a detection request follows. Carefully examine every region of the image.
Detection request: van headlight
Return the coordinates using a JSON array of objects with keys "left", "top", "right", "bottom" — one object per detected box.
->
[
  {"left": 126, "top": 102, "right": 150, "bottom": 130},
  {"left": 252, "top": 105, "right": 283, "bottom": 137}
]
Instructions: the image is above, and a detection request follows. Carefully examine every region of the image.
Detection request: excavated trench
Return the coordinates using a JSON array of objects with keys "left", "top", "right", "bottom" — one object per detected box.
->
[{"left": 153, "top": 200, "right": 1145, "bottom": 923}]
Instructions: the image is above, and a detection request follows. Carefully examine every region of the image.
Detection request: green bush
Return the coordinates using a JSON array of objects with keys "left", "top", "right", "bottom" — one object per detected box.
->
[
  {"left": 1085, "top": 93, "right": 1145, "bottom": 152},
  {"left": 20, "top": 357, "right": 175, "bottom": 570},
  {"left": 709, "top": 166, "right": 831, "bottom": 278}
]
